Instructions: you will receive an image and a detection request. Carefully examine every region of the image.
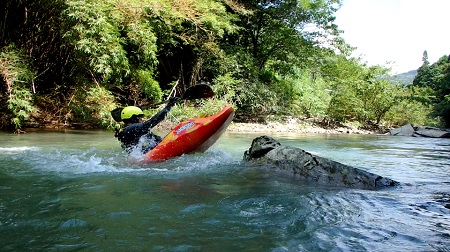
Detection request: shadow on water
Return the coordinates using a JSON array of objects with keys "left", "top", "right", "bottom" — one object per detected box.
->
[{"left": 0, "top": 130, "right": 449, "bottom": 251}]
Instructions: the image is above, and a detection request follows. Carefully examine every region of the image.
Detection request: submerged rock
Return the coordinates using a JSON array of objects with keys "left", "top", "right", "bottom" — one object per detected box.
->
[
  {"left": 390, "top": 124, "right": 450, "bottom": 138},
  {"left": 244, "top": 136, "right": 399, "bottom": 190}
]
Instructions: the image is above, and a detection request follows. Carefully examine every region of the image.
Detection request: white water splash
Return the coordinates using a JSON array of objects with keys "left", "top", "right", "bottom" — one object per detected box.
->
[
  {"left": 0, "top": 146, "right": 39, "bottom": 154},
  {"left": 4, "top": 145, "right": 238, "bottom": 176}
]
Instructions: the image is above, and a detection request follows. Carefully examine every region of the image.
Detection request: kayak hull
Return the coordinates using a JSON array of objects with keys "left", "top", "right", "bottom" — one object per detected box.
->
[{"left": 142, "top": 106, "right": 234, "bottom": 163}]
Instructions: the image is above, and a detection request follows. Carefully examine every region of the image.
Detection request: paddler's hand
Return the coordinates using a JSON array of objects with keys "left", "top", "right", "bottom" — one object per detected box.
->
[{"left": 167, "top": 97, "right": 181, "bottom": 107}]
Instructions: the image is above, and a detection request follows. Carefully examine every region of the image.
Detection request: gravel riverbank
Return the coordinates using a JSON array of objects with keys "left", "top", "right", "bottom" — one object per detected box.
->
[
  {"left": 226, "top": 121, "right": 382, "bottom": 135},
  {"left": 153, "top": 116, "right": 385, "bottom": 135}
]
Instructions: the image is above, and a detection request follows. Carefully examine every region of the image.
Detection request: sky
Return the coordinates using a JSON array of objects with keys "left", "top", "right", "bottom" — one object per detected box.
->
[{"left": 334, "top": 0, "right": 449, "bottom": 74}]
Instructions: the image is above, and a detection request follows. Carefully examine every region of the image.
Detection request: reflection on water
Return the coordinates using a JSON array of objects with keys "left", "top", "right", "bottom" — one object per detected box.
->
[{"left": 0, "top": 130, "right": 449, "bottom": 251}]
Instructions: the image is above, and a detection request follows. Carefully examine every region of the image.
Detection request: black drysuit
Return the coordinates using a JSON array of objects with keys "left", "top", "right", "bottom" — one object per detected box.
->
[{"left": 116, "top": 103, "right": 174, "bottom": 154}]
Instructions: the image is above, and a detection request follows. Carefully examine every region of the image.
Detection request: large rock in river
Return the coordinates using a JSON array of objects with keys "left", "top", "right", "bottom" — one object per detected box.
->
[
  {"left": 390, "top": 124, "right": 450, "bottom": 138},
  {"left": 243, "top": 136, "right": 399, "bottom": 190}
]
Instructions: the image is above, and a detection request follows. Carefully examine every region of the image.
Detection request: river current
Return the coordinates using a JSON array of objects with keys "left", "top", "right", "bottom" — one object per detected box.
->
[{"left": 0, "top": 130, "right": 449, "bottom": 251}]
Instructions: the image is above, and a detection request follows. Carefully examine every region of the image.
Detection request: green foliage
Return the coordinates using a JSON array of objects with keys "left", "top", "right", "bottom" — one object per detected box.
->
[
  {"left": 62, "top": 0, "right": 160, "bottom": 86},
  {"left": 124, "top": 21, "right": 158, "bottom": 69},
  {"left": 413, "top": 54, "right": 450, "bottom": 127},
  {"left": 142, "top": 97, "right": 232, "bottom": 130},
  {"left": 231, "top": 0, "right": 343, "bottom": 71},
  {"left": 168, "top": 98, "right": 233, "bottom": 122},
  {"left": 194, "top": 0, "right": 239, "bottom": 37},
  {"left": 63, "top": 0, "right": 130, "bottom": 83},
  {"left": 236, "top": 81, "right": 279, "bottom": 115},
  {"left": 326, "top": 85, "right": 357, "bottom": 123},
  {"left": 356, "top": 69, "right": 401, "bottom": 125},
  {"left": 133, "top": 0, "right": 239, "bottom": 91},
  {"left": 433, "top": 94, "right": 450, "bottom": 127},
  {"left": 134, "top": 69, "right": 162, "bottom": 102},
  {"left": 323, "top": 58, "right": 367, "bottom": 123},
  {"left": 319, "top": 58, "right": 402, "bottom": 126},
  {"left": 8, "top": 88, "right": 36, "bottom": 129},
  {"left": 384, "top": 100, "right": 437, "bottom": 127},
  {"left": 86, "top": 86, "right": 118, "bottom": 128},
  {"left": 212, "top": 74, "right": 242, "bottom": 105},
  {"left": 383, "top": 85, "right": 440, "bottom": 127},
  {"left": 208, "top": 0, "right": 346, "bottom": 119},
  {"left": 70, "top": 85, "right": 119, "bottom": 129},
  {"left": 289, "top": 68, "right": 331, "bottom": 118},
  {"left": 212, "top": 72, "right": 280, "bottom": 115},
  {"left": 0, "top": 45, "right": 36, "bottom": 130}
]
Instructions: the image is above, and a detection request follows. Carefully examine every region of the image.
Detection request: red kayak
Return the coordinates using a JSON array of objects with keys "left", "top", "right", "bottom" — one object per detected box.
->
[{"left": 141, "top": 106, "right": 235, "bottom": 163}]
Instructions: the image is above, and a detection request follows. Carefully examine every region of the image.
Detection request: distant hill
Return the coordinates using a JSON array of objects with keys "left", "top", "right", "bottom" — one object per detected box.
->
[{"left": 390, "top": 70, "right": 417, "bottom": 86}]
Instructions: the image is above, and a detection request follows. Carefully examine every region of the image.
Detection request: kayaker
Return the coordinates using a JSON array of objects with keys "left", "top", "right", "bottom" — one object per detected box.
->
[{"left": 115, "top": 97, "right": 180, "bottom": 154}]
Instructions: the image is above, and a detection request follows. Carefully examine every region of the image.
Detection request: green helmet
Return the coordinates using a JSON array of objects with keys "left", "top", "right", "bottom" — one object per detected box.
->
[{"left": 121, "top": 106, "right": 144, "bottom": 120}]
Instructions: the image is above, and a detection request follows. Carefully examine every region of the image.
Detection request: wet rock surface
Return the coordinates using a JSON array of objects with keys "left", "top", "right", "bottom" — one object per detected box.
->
[
  {"left": 244, "top": 136, "right": 400, "bottom": 190},
  {"left": 390, "top": 124, "right": 450, "bottom": 138}
]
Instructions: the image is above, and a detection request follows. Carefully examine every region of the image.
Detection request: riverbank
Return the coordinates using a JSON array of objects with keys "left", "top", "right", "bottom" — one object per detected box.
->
[
  {"left": 226, "top": 121, "right": 381, "bottom": 135},
  {"left": 154, "top": 116, "right": 385, "bottom": 135}
]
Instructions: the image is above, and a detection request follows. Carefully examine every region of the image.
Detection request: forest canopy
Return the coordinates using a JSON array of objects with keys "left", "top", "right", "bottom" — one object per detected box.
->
[{"left": 1, "top": 0, "right": 448, "bottom": 131}]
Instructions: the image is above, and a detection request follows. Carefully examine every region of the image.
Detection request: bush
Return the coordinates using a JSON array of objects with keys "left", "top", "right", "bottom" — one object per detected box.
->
[
  {"left": 290, "top": 69, "right": 331, "bottom": 118},
  {"left": 70, "top": 85, "right": 119, "bottom": 129},
  {"left": 384, "top": 100, "right": 439, "bottom": 127},
  {"left": 433, "top": 94, "right": 450, "bottom": 127},
  {"left": 170, "top": 98, "right": 232, "bottom": 120},
  {"left": 135, "top": 69, "right": 162, "bottom": 102},
  {"left": 0, "top": 44, "right": 36, "bottom": 130}
]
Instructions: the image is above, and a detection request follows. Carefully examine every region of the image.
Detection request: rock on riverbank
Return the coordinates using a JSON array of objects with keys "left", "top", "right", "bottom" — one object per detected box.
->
[{"left": 389, "top": 124, "right": 450, "bottom": 138}]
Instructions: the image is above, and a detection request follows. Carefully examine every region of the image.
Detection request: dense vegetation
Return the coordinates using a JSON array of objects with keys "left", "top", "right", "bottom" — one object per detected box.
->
[
  {"left": 413, "top": 51, "right": 450, "bottom": 127},
  {"left": 1, "top": 0, "right": 448, "bottom": 132}
]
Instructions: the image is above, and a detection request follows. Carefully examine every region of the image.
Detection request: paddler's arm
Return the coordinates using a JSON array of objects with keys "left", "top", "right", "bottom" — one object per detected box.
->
[{"left": 141, "top": 97, "right": 179, "bottom": 130}]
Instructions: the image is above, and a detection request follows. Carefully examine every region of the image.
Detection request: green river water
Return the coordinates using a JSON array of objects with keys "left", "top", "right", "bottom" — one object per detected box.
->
[{"left": 0, "top": 130, "right": 449, "bottom": 251}]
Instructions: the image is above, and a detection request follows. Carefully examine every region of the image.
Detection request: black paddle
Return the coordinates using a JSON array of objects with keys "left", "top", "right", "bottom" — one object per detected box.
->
[{"left": 111, "top": 84, "right": 214, "bottom": 122}]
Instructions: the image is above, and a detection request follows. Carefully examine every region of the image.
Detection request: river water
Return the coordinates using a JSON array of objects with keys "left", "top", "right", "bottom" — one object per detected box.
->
[{"left": 0, "top": 130, "right": 449, "bottom": 251}]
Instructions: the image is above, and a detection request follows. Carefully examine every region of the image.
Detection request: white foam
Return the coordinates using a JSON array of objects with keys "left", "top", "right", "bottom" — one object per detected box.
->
[
  {"left": 0, "top": 146, "right": 39, "bottom": 153},
  {"left": 3, "top": 144, "right": 238, "bottom": 176}
]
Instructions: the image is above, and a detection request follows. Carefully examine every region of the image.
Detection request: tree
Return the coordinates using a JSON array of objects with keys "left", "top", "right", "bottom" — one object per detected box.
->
[
  {"left": 213, "top": 0, "right": 344, "bottom": 115},
  {"left": 144, "top": 0, "right": 239, "bottom": 91},
  {"left": 422, "top": 50, "right": 429, "bottom": 66},
  {"left": 317, "top": 53, "right": 401, "bottom": 127},
  {"left": 227, "top": 0, "right": 342, "bottom": 72},
  {"left": 413, "top": 54, "right": 450, "bottom": 127}
]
